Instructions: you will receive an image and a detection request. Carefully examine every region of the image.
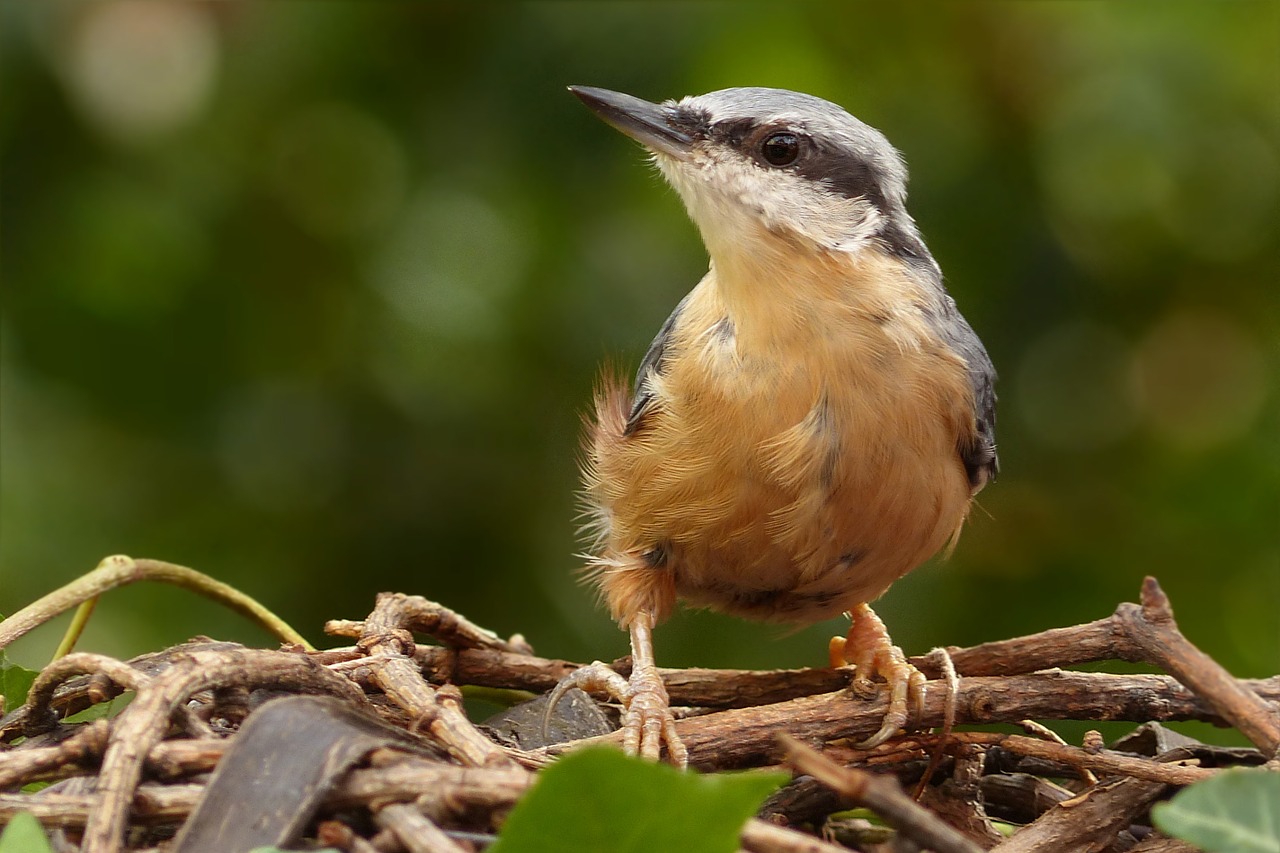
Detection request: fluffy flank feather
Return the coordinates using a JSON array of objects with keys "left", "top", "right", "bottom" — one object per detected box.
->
[{"left": 575, "top": 369, "right": 631, "bottom": 582}]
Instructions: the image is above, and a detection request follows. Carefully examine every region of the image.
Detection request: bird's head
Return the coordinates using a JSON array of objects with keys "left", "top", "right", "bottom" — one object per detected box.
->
[{"left": 569, "top": 85, "right": 926, "bottom": 267}]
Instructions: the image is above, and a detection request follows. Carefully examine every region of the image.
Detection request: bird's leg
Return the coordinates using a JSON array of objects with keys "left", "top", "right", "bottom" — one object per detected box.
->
[
  {"left": 830, "top": 603, "right": 926, "bottom": 748},
  {"left": 542, "top": 610, "right": 687, "bottom": 767},
  {"left": 620, "top": 610, "right": 686, "bottom": 765}
]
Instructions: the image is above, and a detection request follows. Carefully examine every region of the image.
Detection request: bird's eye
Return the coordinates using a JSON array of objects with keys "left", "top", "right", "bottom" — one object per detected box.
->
[{"left": 760, "top": 132, "right": 800, "bottom": 166}]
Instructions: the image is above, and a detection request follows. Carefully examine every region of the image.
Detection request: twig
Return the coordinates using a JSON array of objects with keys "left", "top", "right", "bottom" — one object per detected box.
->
[
  {"left": 21, "top": 653, "right": 212, "bottom": 740},
  {"left": 331, "top": 756, "right": 533, "bottom": 816},
  {"left": 0, "top": 555, "right": 312, "bottom": 650},
  {"left": 1, "top": 640, "right": 247, "bottom": 742},
  {"left": 1115, "top": 576, "right": 1280, "bottom": 757},
  {"left": 911, "top": 617, "right": 1143, "bottom": 678},
  {"left": 374, "top": 802, "right": 467, "bottom": 853},
  {"left": 988, "top": 776, "right": 1169, "bottom": 853},
  {"left": 741, "top": 818, "right": 853, "bottom": 853},
  {"left": 782, "top": 735, "right": 984, "bottom": 853},
  {"left": 328, "top": 595, "right": 532, "bottom": 654},
  {"left": 912, "top": 646, "right": 960, "bottom": 800},
  {"left": 0, "top": 720, "right": 110, "bottom": 789},
  {"left": 1016, "top": 720, "right": 1097, "bottom": 786},
  {"left": 0, "top": 786, "right": 201, "bottom": 828},
  {"left": 943, "top": 733, "right": 1212, "bottom": 786},
  {"left": 397, "top": 643, "right": 854, "bottom": 708},
  {"left": 357, "top": 593, "right": 518, "bottom": 769}
]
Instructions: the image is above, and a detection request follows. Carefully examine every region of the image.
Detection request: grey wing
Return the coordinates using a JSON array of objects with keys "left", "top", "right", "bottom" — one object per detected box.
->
[
  {"left": 936, "top": 294, "right": 999, "bottom": 489},
  {"left": 623, "top": 291, "right": 693, "bottom": 436},
  {"left": 963, "top": 349, "right": 999, "bottom": 490}
]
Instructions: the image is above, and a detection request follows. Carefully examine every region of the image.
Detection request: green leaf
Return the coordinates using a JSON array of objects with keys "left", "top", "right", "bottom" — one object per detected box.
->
[
  {"left": 1, "top": 656, "right": 39, "bottom": 714},
  {"left": 1152, "top": 768, "right": 1280, "bottom": 853},
  {"left": 0, "top": 812, "right": 54, "bottom": 853},
  {"left": 490, "top": 748, "right": 787, "bottom": 853}
]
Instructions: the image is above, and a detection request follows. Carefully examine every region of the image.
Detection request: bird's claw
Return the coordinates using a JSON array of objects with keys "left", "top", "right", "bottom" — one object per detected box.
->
[
  {"left": 542, "top": 660, "right": 628, "bottom": 743},
  {"left": 543, "top": 660, "right": 688, "bottom": 767},
  {"left": 832, "top": 604, "right": 927, "bottom": 749},
  {"left": 620, "top": 664, "right": 686, "bottom": 765}
]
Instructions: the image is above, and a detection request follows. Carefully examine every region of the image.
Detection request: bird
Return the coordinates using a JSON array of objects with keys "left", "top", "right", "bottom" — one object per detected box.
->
[{"left": 555, "top": 85, "right": 998, "bottom": 766}]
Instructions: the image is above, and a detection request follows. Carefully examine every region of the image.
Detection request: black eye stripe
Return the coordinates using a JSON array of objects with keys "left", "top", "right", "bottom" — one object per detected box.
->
[
  {"left": 796, "top": 137, "right": 890, "bottom": 210},
  {"left": 708, "top": 120, "right": 889, "bottom": 207}
]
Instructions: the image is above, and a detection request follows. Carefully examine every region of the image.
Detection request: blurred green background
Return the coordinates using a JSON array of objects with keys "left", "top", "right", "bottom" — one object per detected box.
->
[{"left": 2, "top": 2, "right": 1277, "bottom": 740}]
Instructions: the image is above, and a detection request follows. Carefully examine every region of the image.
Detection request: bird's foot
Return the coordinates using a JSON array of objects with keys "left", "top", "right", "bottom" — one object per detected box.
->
[
  {"left": 829, "top": 603, "right": 926, "bottom": 749},
  {"left": 621, "top": 658, "right": 686, "bottom": 765},
  {"left": 543, "top": 660, "right": 688, "bottom": 767}
]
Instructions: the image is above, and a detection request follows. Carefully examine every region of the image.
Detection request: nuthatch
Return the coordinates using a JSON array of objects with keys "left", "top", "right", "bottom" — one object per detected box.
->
[{"left": 556, "top": 86, "right": 998, "bottom": 765}]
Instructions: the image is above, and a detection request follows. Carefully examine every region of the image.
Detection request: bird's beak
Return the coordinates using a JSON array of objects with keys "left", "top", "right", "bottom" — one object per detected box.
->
[{"left": 569, "top": 86, "right": 694, "bottom": 159}]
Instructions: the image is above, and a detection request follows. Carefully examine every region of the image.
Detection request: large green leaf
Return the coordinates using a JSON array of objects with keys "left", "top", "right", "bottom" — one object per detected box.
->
[
  {"left": 1153, "top": 769, "right": 1280, "bottom": 853},
  {"left": 490, "top": 748, "right": 787, "bottom": 853},
  {"left": 0, "top": 812, "right": 54, "bottom": 853}
]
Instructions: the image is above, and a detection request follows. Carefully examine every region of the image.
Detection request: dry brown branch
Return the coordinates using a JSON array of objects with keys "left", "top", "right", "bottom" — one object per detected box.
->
[
  {"left": 22, "top": 652, "right": 213, "bottom": 740},
  {"left": 913, "top": 616, "right": 1141, "bottom": 678},
  {"left": 945, "top": 733, "right": 1212, "bottom": 786},
  {"left": 0, "top": 719, "right": 110, "bottom": 788},
  {"left": 402, "top": 644, "right": 855, "bottom": 708},
  {"left": 542, "top": 670, "right": 1280, "bottom": 769},
  {"left": 740, "top": 818, "right": 854, "bottom": 853},
  {"left": 1014, "top": 719, "right": 1097, "bottom": 786},
  {"left": 0, "top": 785, "right": 202, "bottom": 828},
  {"left": 988, "top": 776, "right": 1170, "bottom": 853},
  {"left": 374, "top": 802, "right": 468, "bottom": 853},
  {"left": 329, "top": 593, "right": 533, "bottom": 655},
  {"left": 356, "top": 592, "right": 519, "bottom": 769},
  {"left": 389, "top": 625, "right": 1280, "bottom": 717},
  {"left": 821, "top": 730, "right": 1219, "bottom": 791},
  {"left": 0, "top": 640, "right": 249, "bottom": 741},
  {"left": 1116, "top": 576, "right": 1280, "bottom": 756},
  {"left": 784, "top": 735, "right": 985, "bottom": 853}
]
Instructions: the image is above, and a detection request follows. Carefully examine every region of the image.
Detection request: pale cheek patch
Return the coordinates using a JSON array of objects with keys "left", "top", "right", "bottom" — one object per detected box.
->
[{"left": 656, "top": 151, "right": 881, "bottom": 256}]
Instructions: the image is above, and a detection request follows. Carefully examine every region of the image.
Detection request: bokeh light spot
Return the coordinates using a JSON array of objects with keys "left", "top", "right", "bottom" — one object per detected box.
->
[
  {"left": 1037, "top": 72, "right": 1177, "bottom": 276},
  {"left": 62, "top": 0, "right": 219, "bottom": 142},
  {"left": 370, "top": 188, "right": 528, "bottom": 342},
  {"left": 1131, "top": 309, "right": 1268, "bottom": 450},
  {"left": 1158, "top": 122, "right": 1279, "bottom": 263}
]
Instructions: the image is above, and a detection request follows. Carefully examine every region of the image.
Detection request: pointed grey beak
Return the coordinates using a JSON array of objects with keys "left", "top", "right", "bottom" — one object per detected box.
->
[{"left": 569, "top": 86, "right": 694, "bottom": 159}]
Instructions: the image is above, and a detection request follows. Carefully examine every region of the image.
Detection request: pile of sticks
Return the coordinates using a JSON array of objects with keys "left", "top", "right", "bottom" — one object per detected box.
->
[{"left": 2, "top": 575, "right": 1277, "bottom": 852}]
